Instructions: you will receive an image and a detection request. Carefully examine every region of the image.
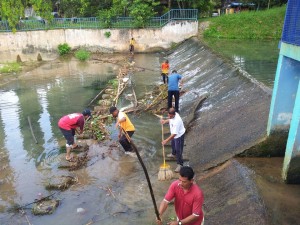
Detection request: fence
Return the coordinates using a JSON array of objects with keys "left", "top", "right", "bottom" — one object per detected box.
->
[
  {"left": 281, "top": 0, "right": 300, "bottom": 46},
  {"left": 0, "top": 9, "right": 198, "bottom": 32}
]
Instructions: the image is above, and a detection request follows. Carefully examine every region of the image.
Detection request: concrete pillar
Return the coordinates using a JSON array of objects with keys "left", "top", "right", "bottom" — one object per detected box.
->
[
  {"left": 267, "top": 54, "right": 300, "bottom": 134},
  {"left": 282, "top": 78, "right": 300, "bottom": 183},
  {"left": 267, "top": 42, "right": 300, "bottom": 183}
]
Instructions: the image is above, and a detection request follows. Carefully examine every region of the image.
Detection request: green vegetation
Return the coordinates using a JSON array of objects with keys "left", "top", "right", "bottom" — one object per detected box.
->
[
  {"left": 204, "top": 6, "right": 286, "bottom": 39},
  {"left": 0, "top": 0, "right": 52, "bottom": 32},
  {"left": 75, "top": 49, "right": 90, "bottom": 61},
  {"left": 0, "top": 0, "right": 287, "bottom": 31},
  {"left": 90, "top": 116, "right": 105, "bottom": 140},
  {"left": 104, "top": 31, "right": 111, "bottom": 38},
  {"left": 0, "top": 62, "right": 21, "bottom": 73},
  {"left": 128, "top": 0, "right": 159, "bottom": 28},
  {"left": 58, "top": 43, "right": 71, "bottom": 55},
  {"left": 108, "top": 79, "right": 118, "bottom": 89}
]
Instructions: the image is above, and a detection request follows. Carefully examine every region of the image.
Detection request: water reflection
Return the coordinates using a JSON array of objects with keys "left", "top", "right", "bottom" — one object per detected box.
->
[{"left": 203, "top": 38, "right": 279, "bottom": 87}]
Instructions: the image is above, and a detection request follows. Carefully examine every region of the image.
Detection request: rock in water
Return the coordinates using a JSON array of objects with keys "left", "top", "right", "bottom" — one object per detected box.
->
[
  {"left": 37, "top": 53, "right": 43, "bottom": 61},
  {"left": 77, "top": 207, "right": 85, "bottom": 214},
  {"left": 32, "top": 199, "right": 59, "bottom": 215}
]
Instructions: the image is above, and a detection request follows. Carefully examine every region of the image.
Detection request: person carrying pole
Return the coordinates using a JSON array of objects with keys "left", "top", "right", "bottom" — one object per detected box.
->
[
  {"left": 109, "top": 106, "right": 135, "bottom": 156},
  {"left": 156, "top": 166, "right": 204, "bottom": 225}
]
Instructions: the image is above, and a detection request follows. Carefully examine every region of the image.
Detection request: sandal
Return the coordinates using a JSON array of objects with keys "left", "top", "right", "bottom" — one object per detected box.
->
[
  {"left": 72, "top": 144, "right": 82, "bottom": 150},
  {"left": 66, "top": 157, "right": 76, "bottom": 162}
]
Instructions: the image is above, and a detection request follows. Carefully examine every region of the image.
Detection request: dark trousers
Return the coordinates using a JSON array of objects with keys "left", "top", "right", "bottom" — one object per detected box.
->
[
  {"left": 161, "top": 73, "right": 168, "bottom": 84},
  {"left": 171, "top": 134, "right": 185, "bottom": 165},
  {"left": 129, "top": 45, "right": 134, "bottom": 53},
  {"left": 168, "top": 90, "right": 180, "bottom": 112},
  {"left": 120, "top": 131, "right": 134, "bottom": 152}
]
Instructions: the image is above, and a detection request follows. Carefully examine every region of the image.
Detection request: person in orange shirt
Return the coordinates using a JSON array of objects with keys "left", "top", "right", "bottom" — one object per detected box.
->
[
  {"left": 109, "top": 106, "right": 135, "bottom": 154},
  {"left": 161, "top": 60, "right": 170, "bottom": 84}
]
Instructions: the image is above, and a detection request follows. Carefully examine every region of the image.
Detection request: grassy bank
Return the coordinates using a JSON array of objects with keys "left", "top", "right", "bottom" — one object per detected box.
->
[
  {"left": 203, "top": 6, "right": 286, "bottom": 39},
  {"left": 0, "top": 62, "right": 21, "bottom": 73}
]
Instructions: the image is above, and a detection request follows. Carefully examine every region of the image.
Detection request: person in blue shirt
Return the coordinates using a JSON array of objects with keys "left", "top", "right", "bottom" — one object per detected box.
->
[{"left": 167, "top": 70, "right": 183, "bottom": 112}]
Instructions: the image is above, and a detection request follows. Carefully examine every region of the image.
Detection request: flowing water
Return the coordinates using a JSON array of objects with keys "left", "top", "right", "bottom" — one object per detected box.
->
[{"left": 0, "top": 37, "right": 298, "bottom": 225}]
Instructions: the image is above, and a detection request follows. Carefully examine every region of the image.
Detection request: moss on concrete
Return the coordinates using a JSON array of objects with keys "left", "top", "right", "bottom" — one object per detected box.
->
[{"left": 239, "top": 131, "right": 288, "bottom": 157}]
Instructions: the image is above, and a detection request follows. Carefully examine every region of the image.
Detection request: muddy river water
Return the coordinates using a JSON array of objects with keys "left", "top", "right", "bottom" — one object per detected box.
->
[{"left": 0, "top": 39, "right": 299, "bottom": 225}]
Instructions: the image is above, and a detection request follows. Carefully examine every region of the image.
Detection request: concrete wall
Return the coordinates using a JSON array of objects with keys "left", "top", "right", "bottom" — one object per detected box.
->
[{"left": 0, "top": 20, "right": 198, "bottom": 62}]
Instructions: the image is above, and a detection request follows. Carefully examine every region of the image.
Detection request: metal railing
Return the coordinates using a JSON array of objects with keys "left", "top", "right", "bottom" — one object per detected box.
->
[{"left": 0, "top": 9, "right": 198, "bottom": 32}]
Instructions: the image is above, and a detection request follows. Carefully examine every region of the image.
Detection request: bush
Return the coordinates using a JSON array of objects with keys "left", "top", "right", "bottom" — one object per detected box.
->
[
  {"left": 75, "top": 49, "right": 90, "bottom": 61},
  {"left": 0, "top": 62, "right": 21, "bottom": 73},
  {"left": 58, "top": 43, "right": 71, "bottom": 55},
  {"left": 104, "top": 31, "right": 111, "bottom": 38}
]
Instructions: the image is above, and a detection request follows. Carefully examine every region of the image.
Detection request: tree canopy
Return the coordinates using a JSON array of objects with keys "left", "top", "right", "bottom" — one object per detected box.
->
[{"left": 0, "top": 0, "right": 287, "bottom": 30}]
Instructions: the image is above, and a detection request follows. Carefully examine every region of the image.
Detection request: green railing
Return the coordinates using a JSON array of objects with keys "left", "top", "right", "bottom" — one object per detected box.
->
[{"left": 0, "top": 9, "right": 198, "bottom": 32}]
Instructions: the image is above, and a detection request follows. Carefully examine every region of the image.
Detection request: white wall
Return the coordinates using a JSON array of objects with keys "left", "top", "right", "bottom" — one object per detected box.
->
[{"left": 0, "top": 20, "right": 198, "bottom": 62}]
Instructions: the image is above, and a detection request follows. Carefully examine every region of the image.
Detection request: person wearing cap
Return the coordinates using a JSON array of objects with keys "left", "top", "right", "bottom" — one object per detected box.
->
[
  {"left": 168, "top": 70, "right": 183, "bottom": 112},
  {"left": 156, "top": 166, "right": 204, "bottom": 225},
  {"left": 161, "top": 108, "right": 185, "bottom": 172},
  {"left": 109, "top": 106, "right": 135, "bottom": 154},
  {"left": 58, "top": 109, "right": 91, "bottom": 161}
]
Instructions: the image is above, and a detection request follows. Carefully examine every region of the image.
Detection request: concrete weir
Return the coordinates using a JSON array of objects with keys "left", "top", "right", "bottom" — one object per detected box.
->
[
  {"left": 173, "top": 38, "right": 272, "bottom": 170},
  {"left": 199, "top": 160, "right": 268, "bottom": 225},
  {"left": 168, "top": 38, "right": 274, "bottom": 224}
]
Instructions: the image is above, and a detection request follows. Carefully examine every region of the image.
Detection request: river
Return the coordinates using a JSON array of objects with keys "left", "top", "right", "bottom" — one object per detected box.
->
[{"left": 0, "top": 38, "right": 299, "bottom": 225}]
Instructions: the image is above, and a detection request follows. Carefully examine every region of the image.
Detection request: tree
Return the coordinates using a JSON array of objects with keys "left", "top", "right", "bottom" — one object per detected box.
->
[
  {"left": 0, "top": 0, "right": 52, "bottom": 31},
  {"left": 0, "top": 0, "right": 24, "bottom": 32},
  {"left": 128, "top": 0, "right": 159, "bottom": 27},
  {"left": 98, "top": 0, "right": 127, "bottom": 28}
]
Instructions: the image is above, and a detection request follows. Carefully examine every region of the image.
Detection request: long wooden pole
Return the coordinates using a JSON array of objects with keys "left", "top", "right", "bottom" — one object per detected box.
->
[{"left": 121, "top": 128, "right": 161, "bottom": 221}]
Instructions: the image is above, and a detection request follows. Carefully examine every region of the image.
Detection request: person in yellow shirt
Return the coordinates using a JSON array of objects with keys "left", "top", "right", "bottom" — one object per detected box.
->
[
  {"left": 129, "top": 38, "right": 135, "bottom": 54},
  {"left": 109, "top": 106, "right": 135, "bottom": 153},
  {"left": 161, "top": 60, "right": 170, "bottom": 84}
]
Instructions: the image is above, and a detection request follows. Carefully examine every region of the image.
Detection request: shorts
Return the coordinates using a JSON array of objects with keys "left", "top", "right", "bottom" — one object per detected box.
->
[{"left": 59, "top": 128, "right": 75, "bottom": 145}]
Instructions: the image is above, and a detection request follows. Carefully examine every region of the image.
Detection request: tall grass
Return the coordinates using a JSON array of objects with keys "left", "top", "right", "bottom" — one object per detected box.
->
[
  {"left": 0, "top": 62, "right": 21, "bottom": 73},
  {"left": 204, "top": 6, "right": 286, "bottom": 39}
]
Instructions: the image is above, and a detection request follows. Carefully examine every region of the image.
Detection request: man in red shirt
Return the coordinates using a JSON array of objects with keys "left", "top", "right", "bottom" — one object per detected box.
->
[
  {"left": 58, "top": 109, "right": 91, "bottom": 161},
  {"left": 156, "top": 166, "right": 204, "bottom": 225}
]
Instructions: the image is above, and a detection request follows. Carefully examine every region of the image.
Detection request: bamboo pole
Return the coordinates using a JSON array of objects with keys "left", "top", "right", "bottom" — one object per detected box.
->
[
  {"left": 28, "top": 116, "right": 38, "bottom": 144},
  {"left": 87, "top": 88, "right": 106, "bottom": 106}
]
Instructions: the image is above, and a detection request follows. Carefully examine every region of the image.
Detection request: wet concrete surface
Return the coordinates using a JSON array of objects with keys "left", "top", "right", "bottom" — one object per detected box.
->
[
  {"left": 236, "top": 157, "right": 300, "bottom": 225},
  {"left": 172, "top": 38, "right": 272, "bottom": 171},
  {"left": 198, "top": 159, "right": 268, "bottom": 225}
]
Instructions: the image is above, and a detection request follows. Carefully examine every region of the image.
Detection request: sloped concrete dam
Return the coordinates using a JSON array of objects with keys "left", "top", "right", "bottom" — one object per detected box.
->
[
  {"left": 168, "top": 38, "right": 273, "bottom": 224},
  {"left": 169, "top": 38, "right": 272, "bottom": 170}
]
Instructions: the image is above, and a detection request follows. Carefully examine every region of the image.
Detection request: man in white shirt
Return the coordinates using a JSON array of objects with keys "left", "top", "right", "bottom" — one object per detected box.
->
[{"left": 161, "top": 108, "right": 186, "bottom": 172}]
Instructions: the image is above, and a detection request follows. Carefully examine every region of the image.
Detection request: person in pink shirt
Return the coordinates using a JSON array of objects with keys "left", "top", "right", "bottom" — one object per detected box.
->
[
  {"left": 58, "top": 109, "right": 91, "bottom": 161},
  {"left": 156, "top": 166, "right": 204, "bottom": 225}
]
